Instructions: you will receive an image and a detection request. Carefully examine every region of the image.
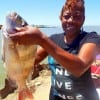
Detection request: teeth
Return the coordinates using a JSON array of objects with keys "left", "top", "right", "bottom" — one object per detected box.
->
[
  {"left": 66, "top": 25, "right": 75, "bottom": 29},
  {"left": 67, "top": 26, "right": 74, "bottom": 29}
]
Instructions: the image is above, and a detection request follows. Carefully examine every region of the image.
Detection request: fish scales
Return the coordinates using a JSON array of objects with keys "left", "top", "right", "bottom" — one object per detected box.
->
[{"left": 1, "top": 12, "right": 36, "bottom": 100}]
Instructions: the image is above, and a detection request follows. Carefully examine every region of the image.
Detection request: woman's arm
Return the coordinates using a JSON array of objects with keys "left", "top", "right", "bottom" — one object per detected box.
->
[
  {"left": 34, "top": 47, "right": 48, "bottom": 65},
  {"left": 9, "top": 26, "right": 99, "bottom": 77},
  {"left": 39, "top": 35, "right": 98, "bottom": 77}
]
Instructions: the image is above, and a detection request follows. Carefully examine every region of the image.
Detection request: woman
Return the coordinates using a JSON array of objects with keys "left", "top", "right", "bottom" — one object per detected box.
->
[{"left": 2, "top": 0, "right": 100, "bottom": 100}]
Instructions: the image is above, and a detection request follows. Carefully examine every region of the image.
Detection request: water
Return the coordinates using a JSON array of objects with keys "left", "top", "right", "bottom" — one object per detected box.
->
[
  {"left": 40, "top": 26, "right": 100, "bottom": 36},
  {"left": 39, "top": 27, "right": 64, "bottom": 36},
  {"left": 0, "top": 26, "right": 100, "bottom": 88}
]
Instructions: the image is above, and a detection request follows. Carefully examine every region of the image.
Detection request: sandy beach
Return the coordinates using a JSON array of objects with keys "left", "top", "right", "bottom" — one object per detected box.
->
[
  {"left": 1, "top": 59, "right": 100, "bottom": 100},
  {"left": 2, "top": 70, "right": 51, "bottom": 100}
]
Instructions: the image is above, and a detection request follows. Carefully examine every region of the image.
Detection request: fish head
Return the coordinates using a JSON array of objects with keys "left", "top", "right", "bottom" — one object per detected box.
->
[{"left": 2, "top": 12, "right": 28, "bottom": 37}]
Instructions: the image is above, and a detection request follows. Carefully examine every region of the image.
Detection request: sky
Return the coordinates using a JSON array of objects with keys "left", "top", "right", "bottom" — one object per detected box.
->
[{"left": 0, "top": 0, "right": 100, "bottom": 26}]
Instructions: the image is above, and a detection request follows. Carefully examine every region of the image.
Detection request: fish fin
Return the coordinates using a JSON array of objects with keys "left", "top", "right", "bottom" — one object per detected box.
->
[
  {"left": 18, "top": 88, "right": 33, "bottom": 100},
  {"left": 1, "top": 33, "right": 5, "bottom": 62}
]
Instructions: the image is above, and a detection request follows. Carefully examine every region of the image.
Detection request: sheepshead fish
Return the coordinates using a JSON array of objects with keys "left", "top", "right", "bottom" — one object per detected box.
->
[{"left": 1, "top": 12, "right": 36, "bottom": 100}]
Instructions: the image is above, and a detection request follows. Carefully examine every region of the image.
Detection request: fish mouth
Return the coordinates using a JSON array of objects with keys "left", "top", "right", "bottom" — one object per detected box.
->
[
  {"left": 3, "top": 11, "right": 28, "bottom": 37},
  {"left": 6, "top": 28, "right": 17, "bottom": 34}
]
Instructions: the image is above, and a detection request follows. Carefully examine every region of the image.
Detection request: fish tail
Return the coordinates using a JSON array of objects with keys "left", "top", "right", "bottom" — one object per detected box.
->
[{"left": 18, "top": 88, "right": 33, "bottom": 100}]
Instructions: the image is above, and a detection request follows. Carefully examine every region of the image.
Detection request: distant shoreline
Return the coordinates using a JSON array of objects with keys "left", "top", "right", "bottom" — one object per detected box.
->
[{"left": 0, "top": 24, "right": 57, "bottom": 30}]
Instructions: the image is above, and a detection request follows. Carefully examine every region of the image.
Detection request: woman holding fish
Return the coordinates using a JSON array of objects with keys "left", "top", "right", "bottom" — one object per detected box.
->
[{"left": 1, "top": 0, "right": 100, "bottom": 100}]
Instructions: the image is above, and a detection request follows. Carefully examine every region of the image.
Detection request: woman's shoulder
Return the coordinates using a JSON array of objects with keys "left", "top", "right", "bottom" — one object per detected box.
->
[
  {"left": 85, "top": 31, "right": 99, "bottom": 37},
  {"left": 80, "top": 31, "right": 100, "bottom": 45}
]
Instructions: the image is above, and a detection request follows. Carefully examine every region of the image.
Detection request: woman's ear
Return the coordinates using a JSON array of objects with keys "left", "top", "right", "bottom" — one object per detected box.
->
[{"left": 83, "top": 15, "right": 85, "bottom": 23}]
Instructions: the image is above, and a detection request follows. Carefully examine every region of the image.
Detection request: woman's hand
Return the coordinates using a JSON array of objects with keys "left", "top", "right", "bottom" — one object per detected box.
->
[{"left": 9, "top": 25, "right": 45, "bottom": 45}]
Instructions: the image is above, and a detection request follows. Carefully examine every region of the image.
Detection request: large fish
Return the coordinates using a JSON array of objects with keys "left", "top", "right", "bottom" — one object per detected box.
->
[{"left": 1, "top": 12, "right": 37, "bottom": 100}]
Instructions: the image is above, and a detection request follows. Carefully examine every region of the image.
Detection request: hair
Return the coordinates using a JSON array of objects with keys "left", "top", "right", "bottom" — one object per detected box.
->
[{"left": 60, "top": 0, "right": 85, "bottom": 19}]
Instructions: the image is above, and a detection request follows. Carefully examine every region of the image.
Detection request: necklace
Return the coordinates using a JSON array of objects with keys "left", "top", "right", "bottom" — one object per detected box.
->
[{"left": 64, "top": 36, "right": 67, "bottom": 43}]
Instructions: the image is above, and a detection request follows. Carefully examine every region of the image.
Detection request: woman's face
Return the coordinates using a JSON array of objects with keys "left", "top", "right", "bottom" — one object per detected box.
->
[{"left": 61, "top": 7, "right": 85, "bottom": 36}]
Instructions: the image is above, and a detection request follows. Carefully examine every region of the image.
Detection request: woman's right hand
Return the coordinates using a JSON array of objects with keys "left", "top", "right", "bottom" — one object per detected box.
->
[{"left": 9, "top": 25, "right": 46, "bottom": 45}]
